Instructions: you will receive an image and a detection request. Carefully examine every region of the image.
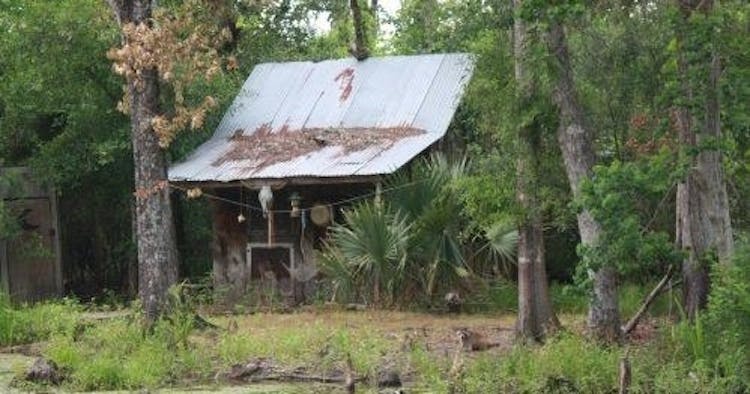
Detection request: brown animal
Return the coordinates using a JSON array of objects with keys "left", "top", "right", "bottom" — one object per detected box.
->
[
  {"left": 444, "top": 291, "right": 463, "bottom": 313},
  {"left": 456, "top": 328, "right": 500, "bottom": 352}
]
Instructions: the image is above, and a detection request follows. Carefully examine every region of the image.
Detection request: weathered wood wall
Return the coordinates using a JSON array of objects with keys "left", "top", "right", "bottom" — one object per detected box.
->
[
  {"left": 0, "top": 167, "right": 63, "bottom": 302},
  {"left": 210, "top": 194, "right": 248, "bottom": 303},
  {"left": 209, "top": 183, "right": 374, "bottom": 305}
]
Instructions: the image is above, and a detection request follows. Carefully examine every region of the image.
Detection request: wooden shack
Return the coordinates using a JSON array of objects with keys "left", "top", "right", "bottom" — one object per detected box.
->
[
  {"left": 0, "top": 167, "right": 63, "bottom": 302},
  {"left": 169, "top": 53, "right": 475, "bottom": 303}
]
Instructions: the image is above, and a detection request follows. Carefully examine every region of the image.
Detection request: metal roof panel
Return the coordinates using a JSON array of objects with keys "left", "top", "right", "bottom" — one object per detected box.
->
[{"left": 168, "top": 53, "right": 475, "bottom": 183}]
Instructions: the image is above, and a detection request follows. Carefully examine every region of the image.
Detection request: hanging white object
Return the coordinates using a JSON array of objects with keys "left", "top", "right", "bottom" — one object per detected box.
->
[
  {"left": 237, "top": 213, "right": 246, "bottom": 223},
  {"left": 258, "top": 185, "right": 273, "bottom": 218}
]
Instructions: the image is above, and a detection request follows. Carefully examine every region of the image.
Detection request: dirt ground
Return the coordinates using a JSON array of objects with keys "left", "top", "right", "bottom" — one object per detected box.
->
[{"left": 211, "top": 309, "right": 521, "bottom": 356}]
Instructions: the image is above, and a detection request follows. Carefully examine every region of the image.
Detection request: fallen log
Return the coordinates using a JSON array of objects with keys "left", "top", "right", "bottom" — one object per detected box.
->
[
  {"left": 622, "top": 265, "right": 674, "bottom": 335},
  {"left": 219, "top": 357, "right": 364, "bottom": 386}
]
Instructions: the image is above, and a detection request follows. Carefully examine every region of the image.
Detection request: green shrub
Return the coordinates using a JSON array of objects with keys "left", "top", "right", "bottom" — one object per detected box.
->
[
  {"left": 665, "top": 237, "right": 750, "bottom": 392},
  {"left": 45, "top": 315, "right": 213, "bottom": 391},
  {"left": 458, "top": 333, "right": 619, "bottom": 393},
  {"left": 0, "top": 295, "right": 81, "bottom": 346}
]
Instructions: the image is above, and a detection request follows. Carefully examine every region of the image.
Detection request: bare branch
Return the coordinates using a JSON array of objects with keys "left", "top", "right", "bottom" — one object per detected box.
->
[{"left": 622, "top": 265, "right": 675, "bottom": 335}]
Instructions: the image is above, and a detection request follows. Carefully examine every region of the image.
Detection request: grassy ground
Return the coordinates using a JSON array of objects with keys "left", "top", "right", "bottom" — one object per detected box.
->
[
  {"left": 0, "top": 282, "right": 738, "bottom": 393},
  {"left": 0, "top": 305, "right": 659, "bottom": 393}
]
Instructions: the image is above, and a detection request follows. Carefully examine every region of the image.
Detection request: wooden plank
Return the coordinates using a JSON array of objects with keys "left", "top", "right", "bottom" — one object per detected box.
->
[
  {"left": 210, "top": 199, "right": 248, "bottom": 303},
  {"left": 0, "top": 240, "right": 8, "bottom": 295},
  {"left": 48, "top": 188, "right": 63, "bottom": 296}
]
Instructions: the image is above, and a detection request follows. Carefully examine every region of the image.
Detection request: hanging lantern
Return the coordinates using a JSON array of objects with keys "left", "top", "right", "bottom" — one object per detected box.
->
[{"left": 289, "top": 192, "right": 302, "bottom": 218}]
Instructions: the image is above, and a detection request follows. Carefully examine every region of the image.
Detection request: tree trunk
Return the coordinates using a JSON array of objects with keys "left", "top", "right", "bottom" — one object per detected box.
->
[
  {"left": 674, "top": 2, "right": 733, "bottom": 320},
  {"left": 513, "top": 0, "right": 559, "bottom": 342},
  {"left": 349, "top": 0, "right": 369, "bottom": 60},
  {"left": 108, "top": 0, "right": 179, "bottom": 322},
  {"left": 546, "top": 21, "right": 621, "bottom": 342}
]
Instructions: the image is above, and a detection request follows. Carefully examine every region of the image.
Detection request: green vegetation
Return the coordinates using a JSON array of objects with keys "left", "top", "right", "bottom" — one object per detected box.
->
[
  {"left": 1, "top": 0, "right": 749, "bottom": 392},
  {"left": 0, "top": 295, "right": 81, "bottom": 347},
  {"left": 46, "top": 317, "right": 211, "bottom": 390},
  {"left": 0, "top": 257, "right": 747, "bottom": 392},
  {"left": 320, "top": 154, "right": 518, "bottom": 307}
]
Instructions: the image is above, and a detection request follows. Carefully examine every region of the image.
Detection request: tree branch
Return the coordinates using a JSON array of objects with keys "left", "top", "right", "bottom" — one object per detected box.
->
[{"left": 622, "top": 265, "right": 675, "bottom": 335}]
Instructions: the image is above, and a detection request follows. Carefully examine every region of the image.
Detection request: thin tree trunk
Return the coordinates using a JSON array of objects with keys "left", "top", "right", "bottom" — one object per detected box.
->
[
  {"left": 349, "top": 0, "right": 369, "bottom": 60},
  {"left": 674, "top": 1, "right": 733, "bottom": 320},
  {"left": 513, "top": 0, "right": 558, "bottom": 341},
  {"left": 108, "top": 0, "right": 179, "bottom": 322},
  {"left": 546, "top": 21, "right": 620, "bottom": 343}
]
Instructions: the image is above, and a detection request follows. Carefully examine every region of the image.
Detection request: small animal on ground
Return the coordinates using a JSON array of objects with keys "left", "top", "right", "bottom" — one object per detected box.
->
[
  {"left": 456, "top": 328, "right": 500, "bottom": 351},
  {"left": 444, "top": 291, "right": 463, "bottom": 313}
]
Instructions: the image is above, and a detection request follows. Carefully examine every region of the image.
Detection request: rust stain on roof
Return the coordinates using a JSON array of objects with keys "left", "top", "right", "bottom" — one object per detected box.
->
[
  {"left": 214, "top": 124, "right": 425, "bottom": 172},
  {"left": 334, "top": 67, "right": 355, "bottom": 102}
]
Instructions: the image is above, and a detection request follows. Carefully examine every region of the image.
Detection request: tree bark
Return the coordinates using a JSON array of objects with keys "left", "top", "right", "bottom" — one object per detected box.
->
[
  {"left": 674, "top": 2, "right": 733, "bottom": 320},
  {"left": 107, "top": 0, "right": 179, "bottom": 322},
  {"left": 513, "top": 0, "right": 559, "bottom": 342},
  {"left": 546, "top": 21, "right": 621, "bottom": 343},
  {"left": 349, "top": 0, "right": 369, "bottom": 60}
]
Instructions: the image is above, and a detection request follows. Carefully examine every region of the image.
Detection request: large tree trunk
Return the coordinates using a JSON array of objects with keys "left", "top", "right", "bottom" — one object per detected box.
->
[
  {"left": 546, "top": 21, "right": 621, "bottom": 343},
  {"left": 108, "top": 0, "right": 179, "bottom": 322},
  {"left": 513, "top": 0, "right": 559, "bottom": 342},
  {"left": 674, "top": 2, "right": 733, "bottom": 320}
]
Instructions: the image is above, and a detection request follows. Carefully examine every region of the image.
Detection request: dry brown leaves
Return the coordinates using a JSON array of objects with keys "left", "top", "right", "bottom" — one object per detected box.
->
[
  {"left": 107, "top": 0, "right": 235, "bottom": 147},
  {"left": 214, "top": 124, "right": 426, "bottom": 171}
]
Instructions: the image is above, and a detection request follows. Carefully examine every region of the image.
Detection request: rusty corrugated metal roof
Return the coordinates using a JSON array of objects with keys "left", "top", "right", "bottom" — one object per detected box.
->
[{"left": 168, "top": 53, "right": 475, "bottom": 183}]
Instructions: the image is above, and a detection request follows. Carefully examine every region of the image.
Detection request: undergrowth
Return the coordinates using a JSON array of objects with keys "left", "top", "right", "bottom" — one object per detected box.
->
[
  {"left": 0, "top": 295, "right": 81, "bottom": 347},
  {"left": 466, "top": 281, "right": 676, "bottom": 317},
  {"left": 46, "top": 316, "right": 213, "bottom": 391},
  {"left": 4, "top": 243, "right": 748, "bottom": 392}
]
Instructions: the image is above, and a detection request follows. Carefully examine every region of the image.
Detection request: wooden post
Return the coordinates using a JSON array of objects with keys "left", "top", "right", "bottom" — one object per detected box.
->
[
  {"left": 49, "top": 187, "right": 63, "bottom": 296},
  {"left": 619, "top": 349, "right": 631, "bottom": 394},
  {"left": 290, "top": 209, "right": 302, "bottom": 304},
  {"left": 375, "top": 181, "right": 382, "bottom": 207},
  {"left": 267, "top": 211, "right": 274, "bottom": 247},
  {"left": 0, "top": 239, "right": 8, "bottom": 294}
]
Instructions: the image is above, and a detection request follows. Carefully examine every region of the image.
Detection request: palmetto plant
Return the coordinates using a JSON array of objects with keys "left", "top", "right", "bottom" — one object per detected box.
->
[
  {"left": 320, "top": 202, "right": 411, "bottom": 306},
  {"left": 320, "top": 153, "right": 519, "bottom": 306},
  {"left": 480, "top": 220, "right": 519, "bottom": 277},
  {"left": 387, "top": 154, "right": 471, "bottom": 297}
]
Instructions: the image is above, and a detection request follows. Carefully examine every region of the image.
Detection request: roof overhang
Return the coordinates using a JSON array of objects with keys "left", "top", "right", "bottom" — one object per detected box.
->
[{"left": 168, "top": 53, "right": 475, "bottom": 184}]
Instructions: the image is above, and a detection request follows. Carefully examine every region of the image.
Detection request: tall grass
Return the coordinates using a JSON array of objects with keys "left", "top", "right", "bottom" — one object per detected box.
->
[
  {"left": 462, "top": 333, "right": 620, "bottom": 393},
  {"left": 46, "top": 316, "right": 213, "bottom": 391},
  {"left": 0, "top": 294, "right": 81, "bottom": 346}
]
